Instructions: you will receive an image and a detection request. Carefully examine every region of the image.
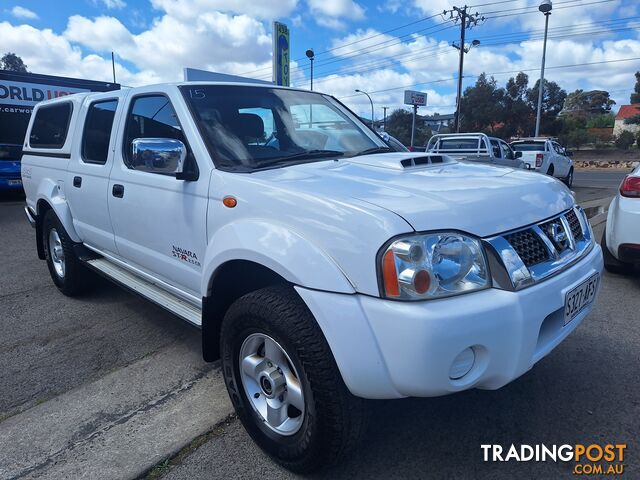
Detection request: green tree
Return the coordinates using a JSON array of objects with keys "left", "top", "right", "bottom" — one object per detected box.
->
[
  {"left": 460, "top": 73, "right": 505, "bottom": 133},
  {"left": 500, "top": 72, "right": 534, "bottom": 138},
  {"left": 0, "top": 52, "right": 28, "bottom": 72},
  {"left": 615, "top": 130, "right": 635, "bottom": 150},
  {"left": 385, "top": 109, "right": 432, "bottom": 146},
  {"left": 562, "top": 89, "right": 615, "bottom": 118},
  {"left": 566, "top": 129, "right": 590, "bottom": 150},
  {"left": 630, "top": 71, "right": 640, "bottom": 104},
  {"left": 586, "top": 113, "right": 615, "bottom": 128}
]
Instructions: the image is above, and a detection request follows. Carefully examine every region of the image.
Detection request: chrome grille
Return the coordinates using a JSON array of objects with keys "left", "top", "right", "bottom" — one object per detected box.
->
[
  {"left": 487, "top": 207, "right": 593, "bottom": 290},
  {"left": 504, "top": 230, "right": 549, "bottom": 267},
  {"left": 565, "top": 208, "right": 583, "bottom": 240}
]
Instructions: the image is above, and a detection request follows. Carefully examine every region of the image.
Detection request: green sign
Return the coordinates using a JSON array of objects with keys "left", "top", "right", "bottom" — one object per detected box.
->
[{"left": 273, "top": 22, "right": 290, "bottom": 87}]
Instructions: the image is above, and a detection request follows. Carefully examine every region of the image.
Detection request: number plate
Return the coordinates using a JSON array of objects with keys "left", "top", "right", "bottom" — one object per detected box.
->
[
  {"left": 7, "top": 179, "right": 22, "bottom": 186},
  {"left": 564, "top": 273, "right": 599, "bottom": 325}
]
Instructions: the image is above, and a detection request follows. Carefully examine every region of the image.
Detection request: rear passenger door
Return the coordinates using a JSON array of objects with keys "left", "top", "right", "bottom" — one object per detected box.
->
[{"left": 67, "top": 96, "right": 123, "bottom": 255}]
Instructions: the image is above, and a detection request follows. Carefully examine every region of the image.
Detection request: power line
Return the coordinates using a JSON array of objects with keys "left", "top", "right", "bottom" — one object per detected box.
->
[
  {"left": 296, "top": 19, "right": 640, "bottom": 88},
  {"left": 336, "top": 57, "right": 640, "bottom": 99}
]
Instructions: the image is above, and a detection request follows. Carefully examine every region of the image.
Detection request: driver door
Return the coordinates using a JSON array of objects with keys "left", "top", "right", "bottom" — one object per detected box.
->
[{"left": 107, "top": 91, "right": 209, "bottom": 298}]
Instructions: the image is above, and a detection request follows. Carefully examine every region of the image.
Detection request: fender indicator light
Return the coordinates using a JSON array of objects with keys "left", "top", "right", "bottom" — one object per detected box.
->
[
  {"left": 382, "top": 250, "right": 400, "bottom": 297},
  {"left": 223, "top": 196, "right": 237, "bottom": 208}
]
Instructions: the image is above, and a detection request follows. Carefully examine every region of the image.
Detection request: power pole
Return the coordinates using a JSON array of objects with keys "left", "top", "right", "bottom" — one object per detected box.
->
[
  {"left": 445, "top": 6, "right": 484, "bottom": 133},
  {"left": 382, "top": 106, "right": 388, "bottom": 131}
]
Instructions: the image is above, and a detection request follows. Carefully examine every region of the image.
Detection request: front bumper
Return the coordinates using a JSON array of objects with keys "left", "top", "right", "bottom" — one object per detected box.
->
[{"left": 296, "top": 243, "right": 603, "bottom": 399}]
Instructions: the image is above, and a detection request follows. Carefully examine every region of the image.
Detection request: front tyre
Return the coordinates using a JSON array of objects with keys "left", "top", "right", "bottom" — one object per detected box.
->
[
  {"left": 220, "top": 285, "right": 365, "bottom": 473},
  {"left": 42, "top": 209, "right": 95, "bottom": 296}
]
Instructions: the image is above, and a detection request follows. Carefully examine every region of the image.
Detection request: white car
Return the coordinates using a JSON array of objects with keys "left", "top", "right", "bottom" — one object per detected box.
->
[
  {"left": 510, "top": 138, "right": 574, "bottom": 186},
  {"left": 603, "top": 165, "right": 640, "bottom": 273},
  {"left": 21, "top": 81, "right": 603, "bottom": 472}
]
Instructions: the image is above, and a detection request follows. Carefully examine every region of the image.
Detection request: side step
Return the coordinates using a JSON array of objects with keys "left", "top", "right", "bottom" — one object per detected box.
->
[{"left": 86, "top": 258, "right": 202, "bottom": 327}]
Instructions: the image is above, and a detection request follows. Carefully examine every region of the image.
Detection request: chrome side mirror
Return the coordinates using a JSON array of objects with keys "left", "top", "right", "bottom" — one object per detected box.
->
[{"left": 131, "top": 138, "right": 186, "bottom": 175}]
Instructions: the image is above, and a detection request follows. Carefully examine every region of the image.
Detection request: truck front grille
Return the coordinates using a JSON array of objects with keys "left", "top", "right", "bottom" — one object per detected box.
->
[{"left": 486, "top": 207, "right": 593, "bottom": 290}]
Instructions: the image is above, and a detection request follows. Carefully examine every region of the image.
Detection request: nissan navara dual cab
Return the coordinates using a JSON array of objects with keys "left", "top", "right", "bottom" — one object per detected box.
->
[{"left": 21, "top": 82, "right": 603, "bottom": 473}]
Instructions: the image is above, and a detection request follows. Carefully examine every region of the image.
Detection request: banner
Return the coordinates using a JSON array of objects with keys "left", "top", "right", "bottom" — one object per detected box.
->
[
  {"left": 272, "top": 22, "right": 290, "bottom": 87},
  {"left": 0, "top": 80, "right": 89, "bottom": 108}
]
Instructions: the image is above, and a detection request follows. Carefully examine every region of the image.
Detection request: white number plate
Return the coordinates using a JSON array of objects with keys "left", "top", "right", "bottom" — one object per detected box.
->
[
  {"left": 8, "top": 179, "right": 22, "bottom": 186},
  {"left": 564, "top": 273, "right": 599, "bottom": 325}
]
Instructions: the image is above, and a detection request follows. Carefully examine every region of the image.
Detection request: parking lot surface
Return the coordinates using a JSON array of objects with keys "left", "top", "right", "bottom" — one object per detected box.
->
[{"left": 0, "top": 171, "right": 637, "bottom": 479}]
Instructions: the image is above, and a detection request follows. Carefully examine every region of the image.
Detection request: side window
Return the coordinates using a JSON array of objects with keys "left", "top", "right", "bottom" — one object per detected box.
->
[
  {"left": 81, "top": 100, "right": 118, "bottom": 164},
  {"left": 490, "top": 139, "right": 501, "bottom": 158},
  {"left": 29, "top": 103, "right": 72, "bottom": 149},
  {"left": 553, "top": 143, "right": 564, "bottom": 154},
  {"left": 123, "top": 95, "right": 188, "bottom": 169},
  {"left": 479, "top": 139, "right": 487, "bottom": 152}
]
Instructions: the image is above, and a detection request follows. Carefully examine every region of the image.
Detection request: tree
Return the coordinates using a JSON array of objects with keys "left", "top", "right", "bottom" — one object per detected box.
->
[
  {"left": 384, "top": 109, "right": 432, "bottom": 146},
  {"left": 500, "top": 72, "right": 534, "bottom": 138},
  {"left": 586, "top": 113, "right": 615, "bottom": 128},
  {"left": 562, "top": 89, "right": 615, "bottom": 118},
  {"left": 630, "top": 71, "right": 640, "bottom": 104},
  {"left": 615, "top": 130, "right": 635, "bottom": 150},
  {"left": 0, "top": 52, "right": 28, "bottom": 72},
  {"left": 527, "top": 78, "right": 566, "bottom": 136},
  {"left": 460, "top": 73, "right": 505, "bottom": 133}
]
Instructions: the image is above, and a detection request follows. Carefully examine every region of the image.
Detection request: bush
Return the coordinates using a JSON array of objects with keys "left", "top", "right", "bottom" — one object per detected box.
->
[
  {"left": 566, "top": 129, "right": 590, "bottom": 150},
  {"left": 615, "top": 130, "right": 635, "bottom": 150},
  {"left": 637, "top": 131, "right": 640, "bottom": 149}
]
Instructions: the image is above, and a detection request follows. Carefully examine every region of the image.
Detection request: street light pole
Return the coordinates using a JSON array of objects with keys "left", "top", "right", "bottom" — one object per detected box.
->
[
  {"left": 305, "top": 49, "right": 314, "bottom": 90},
  {"left": 382, "top": 106, "right": 388, "bottom": 131},
  {"left": 535, "top": 1, "right": 552, "bottom": 137},
  {"left": 355, "top": 89, "right": 374, "bottom": 129}
]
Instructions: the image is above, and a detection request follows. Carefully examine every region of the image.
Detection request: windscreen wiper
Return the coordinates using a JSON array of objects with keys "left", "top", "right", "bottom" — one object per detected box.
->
[
  {"left": 351, "top": 146, "right": 392, "bottom": 157},
  {"left": 259, "top": 149, "right": 345, "bottom": 166}
]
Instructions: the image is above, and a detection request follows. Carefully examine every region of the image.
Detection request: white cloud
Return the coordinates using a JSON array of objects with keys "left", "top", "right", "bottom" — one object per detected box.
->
[
  {"left": 64, "top": 15, "right": 134, "bottom": 52},
  {"left": 99, "top": 0, "right": 127, "bottom": 9},
  {"left": 308, "top": 0, "right": 365, "bottom": 29},
  {"left": 150, "top": 0, "right": 298, "bottom": 20},
  {"left": 10, "top": 6, "right": 39, "bottom": 20}
]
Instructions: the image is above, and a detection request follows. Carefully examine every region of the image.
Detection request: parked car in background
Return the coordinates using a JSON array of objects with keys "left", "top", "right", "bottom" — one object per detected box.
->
[
  {"left": 510, "top": 138, "right": 574, "bottom": 187},
  {"left": 426, "top": 133, "right": 527, "bottom": 170},
  {"left": 602, "top": 164, "right": 640, "bottom": 273},
  {"left": 377, "top": 131, "right": 409, "bottom": 152}
]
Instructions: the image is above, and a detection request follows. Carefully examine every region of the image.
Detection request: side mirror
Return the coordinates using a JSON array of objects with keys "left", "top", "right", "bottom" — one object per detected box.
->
[
  {"left": 515, "top": 151, "right": 523, "bottom": 158},
  {"left": 131, "top": 138, "right": 186, "bottom": 175}
]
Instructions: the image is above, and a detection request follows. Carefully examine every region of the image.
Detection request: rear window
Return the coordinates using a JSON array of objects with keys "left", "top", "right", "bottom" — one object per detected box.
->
[
  {"left": 437, "top": 138, "right": 481, "bottom": 150},
  {"left": 82, "top": 100, "right": 118, "bottom": 164},
  {"left": 29, "top": 103, "right": 73, "bottom": 149},
  {"left": 511, "top": 142, "right": 545, "bottom": 151}
]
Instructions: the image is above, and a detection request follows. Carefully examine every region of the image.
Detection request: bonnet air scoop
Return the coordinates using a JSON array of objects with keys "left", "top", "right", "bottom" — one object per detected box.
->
[{"left": 345, "top": 152, "right": 456, "bottom": 171}]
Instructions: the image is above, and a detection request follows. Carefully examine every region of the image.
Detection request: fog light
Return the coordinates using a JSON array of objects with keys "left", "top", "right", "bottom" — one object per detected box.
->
[{"left": 449, "top": 347, "right": 475, "bottom": 380}]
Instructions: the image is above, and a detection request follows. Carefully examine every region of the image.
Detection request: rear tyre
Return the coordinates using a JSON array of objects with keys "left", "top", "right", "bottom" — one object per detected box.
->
[
  {"left": 546, "top": 164, "right": 555, "bottom": 177},
  {"left": 564, "top": 167, "right": 574, "bottom": 188},
  {"left": 601, "top": 228, "right": 633, "bottom": 275},
  {"left": 220, "top": 285, "right": 365, "bottom": 473},
  {"left": 42, "top": 209, "right": 95, "bottom": 296}
]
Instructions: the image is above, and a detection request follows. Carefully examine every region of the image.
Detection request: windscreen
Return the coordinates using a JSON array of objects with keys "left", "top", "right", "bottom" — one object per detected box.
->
[
  {"left": 511, "top": 142, "right": 545, "bottom": 151},
  {"left": 180, "top": 85, "right": 385, "bottom": 170}
]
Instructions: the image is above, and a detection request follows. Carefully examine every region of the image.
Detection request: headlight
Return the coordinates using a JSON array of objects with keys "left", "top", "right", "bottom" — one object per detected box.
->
[{"left": 379, "top": 232, "right": 490, "bottom": 300}]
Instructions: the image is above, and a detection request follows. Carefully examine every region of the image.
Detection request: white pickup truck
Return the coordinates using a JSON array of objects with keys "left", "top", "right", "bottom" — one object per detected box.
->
[
  {"left": 21, "top": 82, "right": 603, "bottom": 472},
  {"left": 426, "top": 133, "right": 528, "bottom": 170},
  {"left": 510, "top": 137, "right": 574, "bottom": 187}
]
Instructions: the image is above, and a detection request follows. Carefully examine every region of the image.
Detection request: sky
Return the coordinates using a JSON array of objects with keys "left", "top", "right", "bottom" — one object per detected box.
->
[{"left": 1, "top": 0, "right": 639, "bottom": 118}]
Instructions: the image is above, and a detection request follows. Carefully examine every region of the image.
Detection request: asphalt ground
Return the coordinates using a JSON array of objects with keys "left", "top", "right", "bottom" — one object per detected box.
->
[{"left": 0, "top": 168, "right": 637, "bottom": 479}]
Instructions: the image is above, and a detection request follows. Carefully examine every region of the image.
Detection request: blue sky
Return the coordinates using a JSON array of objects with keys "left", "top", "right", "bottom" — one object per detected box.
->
[{"left": 1, "top": 0, "right": 639, "bottom": 117}]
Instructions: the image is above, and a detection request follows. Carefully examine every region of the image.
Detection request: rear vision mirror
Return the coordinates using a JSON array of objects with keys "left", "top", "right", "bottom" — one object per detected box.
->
[
  {"left": 131, "top": 138, "right": 186, "bottom": 176},
  {"left": 515, "top": 151, "right": 523, "bottom": 158}
]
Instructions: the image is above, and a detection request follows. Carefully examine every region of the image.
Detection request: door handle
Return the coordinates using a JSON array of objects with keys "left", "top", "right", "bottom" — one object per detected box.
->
[
  {"left": 112, "top": 184, "right": 124, "bottom": 198},
  {"left": 73, "top": 176, "right": 82, "bottom": 188}
]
